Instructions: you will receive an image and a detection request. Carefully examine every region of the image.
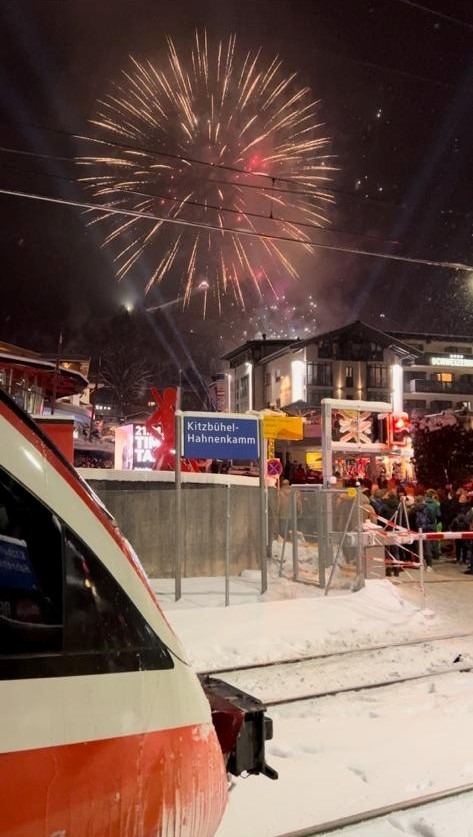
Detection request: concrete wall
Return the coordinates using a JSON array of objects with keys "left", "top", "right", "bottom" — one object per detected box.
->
[{"left": 81, "top": 470, "right": 261, "bottom": 579}]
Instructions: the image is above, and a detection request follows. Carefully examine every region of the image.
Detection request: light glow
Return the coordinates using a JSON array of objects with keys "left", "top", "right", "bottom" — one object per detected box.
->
[
  {"left": 291, "top": 359, "right": 305, "bottom": 402},
  {"left": 391, "top": 361, "right": 403, "bottom": 412}
]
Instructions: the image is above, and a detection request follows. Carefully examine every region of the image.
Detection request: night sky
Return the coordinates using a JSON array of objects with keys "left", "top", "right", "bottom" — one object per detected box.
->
[{"left": 1, "top": 0, "right": 473, "bottom": 365}]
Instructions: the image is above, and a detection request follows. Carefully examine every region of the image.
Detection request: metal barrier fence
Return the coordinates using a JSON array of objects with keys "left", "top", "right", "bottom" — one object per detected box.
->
[
  {"left": 83, "top": 473, "right": 366, "bottom": 605},
  {"left": 177, "top": 482, "right": 263, "bottom": 605},
  {"left": 274, "top": 486, "right": 364, "bottom": 593}
]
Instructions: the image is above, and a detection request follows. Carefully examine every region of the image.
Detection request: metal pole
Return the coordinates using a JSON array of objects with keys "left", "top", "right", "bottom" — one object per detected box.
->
[
  {"left": 225, "top": 482, "right": 231, "bottom": 606},
  {"left": 176, "top": 373, "right": 182, "bottom": 411},
  {"left": 50, "top": 330, "right": 63, "bottom": 416},
  {"left": 88, "top": 354, "right": 102, "bottom": 440},
  {"left": 355, "top": 487, "right": 365, "bottom": 590},
  {"left": 418, "top": 528, "right": 425, "bottom": 610},
  {"left": 263, "top": 436, "right": 269, "bottom": 554},
  {"left": 321, "top": 400, "right": 332, "bottom": 486},
  {"left": 174, "top": 410, "right": 183, "bottom": 601},
  {"left": 315, "top": 489, "right": 326, "bottom": 589},
  {"left": 258, "top": 418, "right": 268, "bottom": 594},
  {"left": 292, "top": 488, "right": 299, "bottom": 581},
  {"left": 279, "top": 510, "right": 290, "bottom": 577},
  {"left": 325, "top": 492, "right": 356, "bottom": 595}
]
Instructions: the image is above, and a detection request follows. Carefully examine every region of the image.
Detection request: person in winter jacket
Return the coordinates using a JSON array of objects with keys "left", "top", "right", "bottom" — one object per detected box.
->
[
  {"left": 380, "top": 490, "right": 400, "bottom": 521},
  {"left": 370, "top": 488, "right": 385, "bottom": 517},
  {"left": 409, "top": 495, "right": 436, "bottom": 569},
  {"left": 441, "top": 489, "right": 459, "bottom": 532},
  {"left": 291, "top": 464, "right": 307, "bottom": 484},
  {"left": 360, "top": 488, "right": 377, "bottom": 523},
  {"left": 379, "top": 490, "right": 402, "bottom": 577},
  {"left": 451, "top": 511, "right": 471, "bottom": 566},
  {"left": 425, "top": 490, "right": 441, "bottom": 559}
]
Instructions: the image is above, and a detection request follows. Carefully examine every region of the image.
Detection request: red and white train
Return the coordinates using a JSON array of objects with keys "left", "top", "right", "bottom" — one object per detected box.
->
[{"left": 0, "top": 388, "right": 275, "bottom": 837}]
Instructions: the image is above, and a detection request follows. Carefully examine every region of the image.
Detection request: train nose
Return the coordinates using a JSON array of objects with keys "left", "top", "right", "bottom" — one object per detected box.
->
[{"left": 138, "top": 720, "right": 229, "bottom": 837}]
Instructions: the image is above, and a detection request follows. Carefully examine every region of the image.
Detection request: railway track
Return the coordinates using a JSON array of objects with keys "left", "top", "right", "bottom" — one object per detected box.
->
[
  {"left": 272, "top": 780, "right": 473, "bottom": 836},
  {"left": 199, "top": 629, "right": 473, "bottom": 677},
  {"left": 264, "top": 660, "right": 473, "bottom": 706},
  {"left": 203, "top": 631, "right": 473, "bottom": 708},
  {"left": 214, "top": 632, "right": 473, "bottom": 837}
]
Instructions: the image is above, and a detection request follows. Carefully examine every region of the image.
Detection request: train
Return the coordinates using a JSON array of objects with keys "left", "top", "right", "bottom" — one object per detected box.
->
[{"left": 0, "top": 387, "right": 275, "bottom": 837}]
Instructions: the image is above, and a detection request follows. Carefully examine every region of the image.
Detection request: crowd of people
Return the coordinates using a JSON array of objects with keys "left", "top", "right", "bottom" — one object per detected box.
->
[
  {"left": 277, "top": 468, "right": 473, "bottom": 576},
  {"left": 359, "top": 481, "right": 473, "bottom": 576},
  {"left": 282, "top": 460, "right": 323, "bottom": 484},
  {"left": 74, "top": 454, "right": 114, "bottom": 469}
]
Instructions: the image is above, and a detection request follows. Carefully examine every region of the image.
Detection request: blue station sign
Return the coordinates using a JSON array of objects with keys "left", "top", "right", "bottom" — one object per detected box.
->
[{"left": 182, "top": 413, "right": 259, "bottom": 460}]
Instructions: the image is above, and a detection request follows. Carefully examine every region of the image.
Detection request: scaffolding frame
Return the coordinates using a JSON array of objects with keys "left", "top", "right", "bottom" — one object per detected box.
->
[{"left": 321, "top": 398, "right": 394, "bottom": 484}]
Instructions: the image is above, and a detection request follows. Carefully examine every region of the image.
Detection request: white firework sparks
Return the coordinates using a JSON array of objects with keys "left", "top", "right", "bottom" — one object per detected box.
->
[{"left": 78, "top": 29, "right": 335, "bottom": 314}]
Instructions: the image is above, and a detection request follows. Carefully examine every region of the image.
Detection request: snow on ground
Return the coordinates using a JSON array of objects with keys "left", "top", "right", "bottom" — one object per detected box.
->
[
  {"left": 152, "top": 563, "right": 473, "bottom": 837},
  {"left": 161, "top": 580, "right": 441, "bottom": 671}
]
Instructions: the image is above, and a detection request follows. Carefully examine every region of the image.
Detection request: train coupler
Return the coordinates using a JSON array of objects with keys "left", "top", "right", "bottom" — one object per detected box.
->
[{"left": 200, "top": 674, "right": 278, "bottom": 780}]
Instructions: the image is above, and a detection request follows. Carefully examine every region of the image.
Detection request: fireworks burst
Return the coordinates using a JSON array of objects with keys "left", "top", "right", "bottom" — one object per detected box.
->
[{"left": 79, "top": 30, "right": 335, "bottom": 314}]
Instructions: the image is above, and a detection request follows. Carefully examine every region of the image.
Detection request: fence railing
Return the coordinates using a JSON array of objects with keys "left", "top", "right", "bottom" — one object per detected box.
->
[
  {"left": 83, "top": 471, "right": 368, "bottom": 605},
  {"left": 274, "top": 486, "right": 364, "bottom": 593}
]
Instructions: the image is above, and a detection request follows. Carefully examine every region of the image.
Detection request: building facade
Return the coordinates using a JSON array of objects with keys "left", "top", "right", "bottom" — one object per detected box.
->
[
  {"left": 222, "top": 323, "right": 415, "bottom": 415},
  {"left": 222, "top": 322, "right": 473, "bottom": 471},
  {"left": 222, "top": 338, "right": 294, "bottom": 413},
  {"left": 388, "top": 330, "right": 473, "bottom": 416},
  {"left": 223, "top": 322, "right": 473, "bottom": 417}
]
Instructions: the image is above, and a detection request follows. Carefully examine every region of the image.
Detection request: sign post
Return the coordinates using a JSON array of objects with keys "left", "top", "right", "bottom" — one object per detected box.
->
[
  {"left": 174, "top": 410, "right": 183, "bottom": 601},
  {"left": 225, "top": 482, "right": 231, "bottom": 606},
  {"left": 258, "top": 417, "right": 268, "bottom": 594},
  {"left": 179, "top": 411, "right": 265, "bottom": 595}
]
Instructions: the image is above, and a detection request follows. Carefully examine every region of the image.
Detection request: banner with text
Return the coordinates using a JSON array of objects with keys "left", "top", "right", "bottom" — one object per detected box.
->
[{"left": 263, "top": 415, "right": 304, "bottom": 440}]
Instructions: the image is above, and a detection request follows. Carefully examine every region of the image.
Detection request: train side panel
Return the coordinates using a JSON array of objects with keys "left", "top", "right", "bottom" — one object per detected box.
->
[{"left": 0, "top": 400, "right": 228, "bottom": 837}]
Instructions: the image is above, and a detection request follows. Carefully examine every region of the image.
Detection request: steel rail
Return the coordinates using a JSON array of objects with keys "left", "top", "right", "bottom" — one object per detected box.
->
[
  {"left": 273, "top": 780, "right": 473, "bottom": 836},
  {"left": 198, "top": 630, "right": 473, "bottom": 677},
  {"left": 264, "top": 662, "right": 473, "bottom": 707}
]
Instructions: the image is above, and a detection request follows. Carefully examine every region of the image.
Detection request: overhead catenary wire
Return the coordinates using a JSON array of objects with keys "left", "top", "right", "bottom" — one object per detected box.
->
[
  {"left": 246, "top": 0, "right": 473, "bottom": 46},
  {"left": 0, "top": 184, "right": 471, "bottom": 272},
  {"left": 391, "top": 0, "right": 473, "bottom": 32},
  {"left": 0, "top": 120, "right": 386, "bottom": 207},
  {"left": 0, "top": 138, "right": 405, "bottom": 211},
  {"left": 1, "top": 119, "right": 339, "bottom": 194},
  {"left": 0, "top": 158, "right": 401, "bottom": 247},
  {"left": 0, "top": 117, "right": 448, "bottom": 212},
  {"left": 1, "top": 134, "right": 472, "bottom": 221}
]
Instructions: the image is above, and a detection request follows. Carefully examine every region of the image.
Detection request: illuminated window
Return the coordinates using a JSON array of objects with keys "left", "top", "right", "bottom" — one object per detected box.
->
[{"left": 435, "top": 373, "right": 453, "bottom": 383}]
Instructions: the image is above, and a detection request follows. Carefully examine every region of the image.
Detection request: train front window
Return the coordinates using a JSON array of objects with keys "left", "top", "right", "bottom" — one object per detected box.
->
[
  {"left": 64, "top": 527, "right": 173, "bottom": 670},
  {"left": 0, "top": 463, "right": 172, "bottom": 675},
  {"left": 0, "top": 467, "right": 63, "bottom": 656}
]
